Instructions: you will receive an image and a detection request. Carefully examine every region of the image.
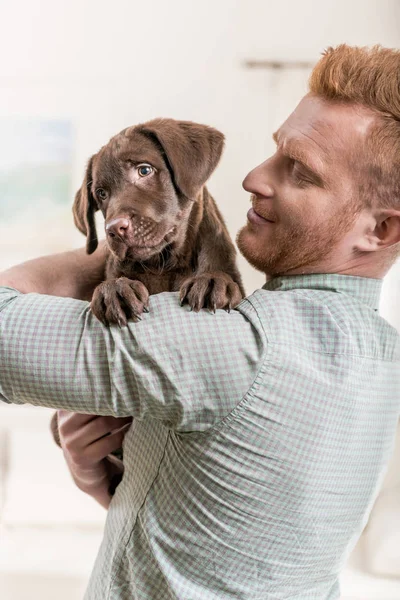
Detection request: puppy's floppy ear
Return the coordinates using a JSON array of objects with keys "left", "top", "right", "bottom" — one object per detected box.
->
[
  {"left": 138, "top": 119, "right": 225, "bottom": 200},
  {"left": 73, "top": 156, "right": 99, "bottom": 254}
]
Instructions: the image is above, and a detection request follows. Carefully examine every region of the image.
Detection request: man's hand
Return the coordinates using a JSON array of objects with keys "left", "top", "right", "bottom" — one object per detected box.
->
[{"left": 58, "top": 410, "right": 132, "bottom": 509}]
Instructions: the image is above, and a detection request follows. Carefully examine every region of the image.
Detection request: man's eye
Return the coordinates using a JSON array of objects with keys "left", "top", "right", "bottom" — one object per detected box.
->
[
  {"left": 292, "top": 163, "right": 311, "bottom": 187},
  {"left": 96, "top": 188, "right": 108, "bottom": 201},
  {"left": 137, "top": 164, "right": 153, "bottom": 177}
]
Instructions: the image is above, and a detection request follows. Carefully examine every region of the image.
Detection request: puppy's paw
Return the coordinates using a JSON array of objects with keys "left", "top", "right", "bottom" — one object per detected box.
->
[
  {"left": 179, "top": 272, "right": 243, "bottom": 313},
  {"left": 91, "top": 277, "right": 150, "bottom": 326}
]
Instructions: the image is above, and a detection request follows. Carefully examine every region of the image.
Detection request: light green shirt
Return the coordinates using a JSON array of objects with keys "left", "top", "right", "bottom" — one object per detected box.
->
[{"left": 0, "top": 274, "right": 399, "bottom": 599}]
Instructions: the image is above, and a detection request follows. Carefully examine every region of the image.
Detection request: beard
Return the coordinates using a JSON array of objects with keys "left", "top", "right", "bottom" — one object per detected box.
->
[{"left": 236, "top": 200, "right": 362, "bottom": 277}]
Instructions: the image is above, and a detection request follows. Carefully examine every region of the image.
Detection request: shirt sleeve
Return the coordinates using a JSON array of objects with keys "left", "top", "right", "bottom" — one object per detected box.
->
[{"left": 0, "top": 286, "right": 264, "bottom": 432}]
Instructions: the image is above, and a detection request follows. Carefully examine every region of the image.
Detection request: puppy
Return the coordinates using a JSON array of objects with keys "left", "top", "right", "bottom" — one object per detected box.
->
[{"left": 51, "top": 119, "right": 244, "bottom": 451}]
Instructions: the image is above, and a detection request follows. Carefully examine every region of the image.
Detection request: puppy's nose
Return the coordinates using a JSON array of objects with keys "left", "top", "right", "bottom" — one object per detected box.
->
[{"left": 106, "top": 218, "right": 131, "bottom": 240}]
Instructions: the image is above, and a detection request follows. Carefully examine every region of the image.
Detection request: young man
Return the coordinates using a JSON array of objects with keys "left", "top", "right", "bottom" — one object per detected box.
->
[{"left": 0, "top": 45, "right": 399, "bottom": 599}]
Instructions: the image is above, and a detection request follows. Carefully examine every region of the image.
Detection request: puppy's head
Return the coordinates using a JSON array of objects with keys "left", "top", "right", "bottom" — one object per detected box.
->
[{"left": 73, "top": 119, "right": 224, "bottom": 260}]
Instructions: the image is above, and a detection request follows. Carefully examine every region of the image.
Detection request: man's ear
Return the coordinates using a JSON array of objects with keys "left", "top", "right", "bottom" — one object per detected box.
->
[
  {"left": 357, "top": 209, "right": 400, "bottom": 252},
  {"left": 137, "top": 119, "right": 225, "bottom": 200},
  {"left": 73, "top": 156, "right": 99, "bottom": 254}
]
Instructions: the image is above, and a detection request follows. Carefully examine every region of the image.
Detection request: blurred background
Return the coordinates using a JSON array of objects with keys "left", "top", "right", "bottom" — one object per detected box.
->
[{"left": 0, "top": 1, "right": 399, "bottom": 598}]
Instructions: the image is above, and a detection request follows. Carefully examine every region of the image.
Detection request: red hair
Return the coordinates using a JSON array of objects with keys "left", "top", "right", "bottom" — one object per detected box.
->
[{"left": 309, "top": 44, "right": 400, "bottom": 212}]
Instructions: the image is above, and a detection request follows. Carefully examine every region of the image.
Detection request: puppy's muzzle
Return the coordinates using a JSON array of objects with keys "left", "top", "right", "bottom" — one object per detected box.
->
[
  {"left": 106, "top": 217, "right": 131, "bottom": 242},
  {"left": 105, "top": 214, "right": 169, "bottom": 255}
]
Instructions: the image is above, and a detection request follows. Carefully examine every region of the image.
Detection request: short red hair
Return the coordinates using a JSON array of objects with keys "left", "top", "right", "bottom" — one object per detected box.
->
[{"left": 309, "top": 44, "right": 400, "bottom": 212}]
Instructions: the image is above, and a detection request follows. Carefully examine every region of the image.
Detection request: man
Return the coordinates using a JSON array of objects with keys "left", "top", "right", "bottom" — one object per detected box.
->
[{"left": 0, "top": 44, "right": 399, "bottom": 599}]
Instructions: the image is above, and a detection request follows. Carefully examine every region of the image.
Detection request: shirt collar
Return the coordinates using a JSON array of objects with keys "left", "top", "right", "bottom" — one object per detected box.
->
[{"left": 262, "top": 274, "right": 382, "bottom": 310}]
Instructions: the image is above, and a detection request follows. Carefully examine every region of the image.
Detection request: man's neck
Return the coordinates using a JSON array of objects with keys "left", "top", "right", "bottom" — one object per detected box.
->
[{"left": 271, "top": 255, "right": 388, "bottom": 280}]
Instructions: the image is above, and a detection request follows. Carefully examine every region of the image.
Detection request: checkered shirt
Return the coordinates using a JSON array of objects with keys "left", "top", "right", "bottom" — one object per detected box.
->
[{"left": 0, "top": 274, "right": 399, "bottom": 599}]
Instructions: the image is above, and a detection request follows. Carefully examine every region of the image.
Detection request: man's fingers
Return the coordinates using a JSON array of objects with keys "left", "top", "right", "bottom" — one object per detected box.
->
[
  {"left": 74, "top": 424, "right": 131, "bottom": 464},
  {"left": 59, "top": 414, "right": 132, "bottom": 453},
  {"left": 93, "top": 420, "right": 133, "bottom": 442},
  {"left": 57, "top": 411, "right": 99, "bottom": 437},
  {"left": 81, "top": 416, "right": 132, "bottom": 446}
]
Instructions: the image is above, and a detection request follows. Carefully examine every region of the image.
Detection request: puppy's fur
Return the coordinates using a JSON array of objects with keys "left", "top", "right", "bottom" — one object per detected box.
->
[{"left": 51, "top": 118, "right": 244, "bottom": 447}]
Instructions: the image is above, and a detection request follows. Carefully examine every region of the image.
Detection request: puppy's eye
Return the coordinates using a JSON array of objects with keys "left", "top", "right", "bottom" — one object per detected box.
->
[
  {"left": 96, "top": 188, "right": 108, "bottom": 201},
  {"left": 137, "top": 164, "right": 153, "bottom": 177}
]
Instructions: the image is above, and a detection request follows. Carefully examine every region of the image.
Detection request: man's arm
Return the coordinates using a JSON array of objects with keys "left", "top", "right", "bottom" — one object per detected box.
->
[
  {"left": 0, "top": 284, "right": 261, "bottom": 428},
  {"left": 0, "top": 247, "right": 261, "bottom": 506},
  {"left": 0, "top": 243, "right": 107, "bottom": 299},
  {"left": 0, "top": 244, "right": 121, "bottom": 508}
]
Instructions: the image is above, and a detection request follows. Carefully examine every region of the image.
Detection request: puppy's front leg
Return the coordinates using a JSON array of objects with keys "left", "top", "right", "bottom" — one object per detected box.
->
[
  {"left": 179, "top": 190, "right": 245, "bottom": 313},
  {"left": 91, "top": 277, "right": 149, "bottom": 326},
  {"left": 179, "top": 271, "right": 243, "bottom": 313}
]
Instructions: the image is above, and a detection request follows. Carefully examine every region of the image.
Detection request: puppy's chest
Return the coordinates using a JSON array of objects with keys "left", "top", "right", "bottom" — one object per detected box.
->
[
  {"left": 130, "top": 271, "right": 183, "bottom": 295},
  {"left": 107, "top": 260, "right": 191, "bottom": 295}
]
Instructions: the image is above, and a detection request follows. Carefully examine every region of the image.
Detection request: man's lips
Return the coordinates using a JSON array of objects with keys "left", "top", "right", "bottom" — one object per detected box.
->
[{"left": 247, "top": 207, "right": 275, "bottom": 225}]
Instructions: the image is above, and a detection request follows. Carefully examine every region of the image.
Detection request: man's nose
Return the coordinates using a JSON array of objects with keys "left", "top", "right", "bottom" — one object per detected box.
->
[
  {"left": 106, "top": 217, "right": 131, "bottom": 240},
  {"left": 242, "top": 163, "right": 274, "bottom": 197}
]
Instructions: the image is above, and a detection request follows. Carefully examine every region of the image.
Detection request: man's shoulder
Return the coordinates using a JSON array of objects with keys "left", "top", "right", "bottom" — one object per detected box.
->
[{"left": 243, "top": 286, "right": 400, "bottom": 362}]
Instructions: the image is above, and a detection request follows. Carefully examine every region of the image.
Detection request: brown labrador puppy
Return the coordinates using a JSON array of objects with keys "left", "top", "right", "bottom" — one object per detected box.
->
[
  {"left": 76, "top": 118, "right": 244, "bottom": 324},
  {"left": 51, "top": 118, "right": 244, "bottom": 446}
]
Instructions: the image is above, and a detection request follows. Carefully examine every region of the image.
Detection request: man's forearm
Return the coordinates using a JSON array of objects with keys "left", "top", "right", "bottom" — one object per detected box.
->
[{"left": 0, "top": 243, "right": 107, "bottom": 300}]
